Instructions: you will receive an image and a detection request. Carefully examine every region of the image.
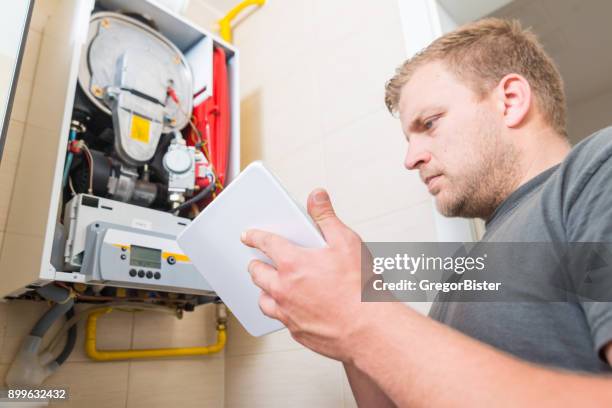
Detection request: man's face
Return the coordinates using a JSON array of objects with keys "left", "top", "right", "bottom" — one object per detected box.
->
[{"left": 398, "top": 61, "right": 520, "bottom": 219}]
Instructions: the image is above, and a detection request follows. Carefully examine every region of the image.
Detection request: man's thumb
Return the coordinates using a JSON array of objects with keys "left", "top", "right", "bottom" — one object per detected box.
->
[{"left": 307, "top": 188, "right": 343, "bottom": 242}]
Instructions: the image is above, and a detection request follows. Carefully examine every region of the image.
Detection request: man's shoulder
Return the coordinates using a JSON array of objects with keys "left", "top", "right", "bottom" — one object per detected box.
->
[
  {"left": 566, "top": 127, "right": 612, "bottom": 168},
  {"left": 560, "top": 127, "right": 612, "bottom": 212}
]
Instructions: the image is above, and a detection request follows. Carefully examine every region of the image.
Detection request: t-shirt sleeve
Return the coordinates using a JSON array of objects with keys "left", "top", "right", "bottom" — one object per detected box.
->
[{"left": 566, "top": 136, "right": 612, "bottom": 360}]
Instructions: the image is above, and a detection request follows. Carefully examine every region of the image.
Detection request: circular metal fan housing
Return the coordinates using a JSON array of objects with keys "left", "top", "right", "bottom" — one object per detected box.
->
[{"left": 78, "top": 12, "right": 193, "bottom": 133}]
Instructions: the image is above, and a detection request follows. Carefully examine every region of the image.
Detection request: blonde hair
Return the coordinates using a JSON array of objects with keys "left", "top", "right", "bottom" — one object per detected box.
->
[{"left": 385, "top": 18, "right": 567, "bottom": 136}]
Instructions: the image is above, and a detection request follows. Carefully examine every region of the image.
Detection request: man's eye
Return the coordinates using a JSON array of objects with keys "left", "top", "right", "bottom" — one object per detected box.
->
[{"left": 424, "top": 117, "right": 438, "bottom": 130}]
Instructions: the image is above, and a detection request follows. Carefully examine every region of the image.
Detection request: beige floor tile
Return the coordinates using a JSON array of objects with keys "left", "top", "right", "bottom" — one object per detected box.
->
[
  {"left": 126, "top": 358, "right": 224, "bottom": 408},
  {"left": 226, "top": 313, "right": 301, "bottom": 358},
  {"left": 225, "top": 348, "right": 343, "bottom": 408}
]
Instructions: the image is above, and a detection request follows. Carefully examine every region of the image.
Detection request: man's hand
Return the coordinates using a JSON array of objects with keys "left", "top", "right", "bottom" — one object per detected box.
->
[{"left": 241, "top": 188, "right": 367, "bottom": 362}]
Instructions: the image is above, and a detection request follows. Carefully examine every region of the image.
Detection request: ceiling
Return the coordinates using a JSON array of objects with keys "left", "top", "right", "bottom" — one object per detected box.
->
[{"left": 488, "top": 0, "right": 612, "bottom": 107}]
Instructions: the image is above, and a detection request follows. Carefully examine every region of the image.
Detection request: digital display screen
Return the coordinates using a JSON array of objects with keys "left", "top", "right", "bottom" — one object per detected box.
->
[{"left": 130, "top": 245, "right": 161, "bottom": 269}]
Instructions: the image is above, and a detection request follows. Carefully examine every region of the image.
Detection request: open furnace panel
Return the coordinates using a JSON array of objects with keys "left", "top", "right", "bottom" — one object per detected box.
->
[{"left": 0, "top": 0, "right": 240, "bottom": 310}]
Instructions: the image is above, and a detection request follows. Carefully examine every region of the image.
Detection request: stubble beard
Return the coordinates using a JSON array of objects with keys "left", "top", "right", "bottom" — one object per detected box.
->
[{"left": 436, "top": 118, "right": 521, "bottom": 220}]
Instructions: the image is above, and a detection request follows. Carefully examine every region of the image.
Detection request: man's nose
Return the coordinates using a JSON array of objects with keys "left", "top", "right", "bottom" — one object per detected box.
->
[{"left": 404, "top": 140, "right": 431, "bottom": 170}]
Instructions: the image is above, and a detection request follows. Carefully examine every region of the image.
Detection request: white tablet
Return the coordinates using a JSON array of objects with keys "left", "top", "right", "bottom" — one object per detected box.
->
[{"left": 177, "top": 161, "right": 327, "bottom": 336}]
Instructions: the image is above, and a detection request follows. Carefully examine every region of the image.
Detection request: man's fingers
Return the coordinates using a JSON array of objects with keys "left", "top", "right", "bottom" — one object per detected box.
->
[
  {"left": 259, "top": 292, "right": 284, "bottom": 322},
  {"left": 248, "top": 259, "right": 279, "bottom": 295},
  {"left": 307, "top": 188, "right": 346, "bottom": 244},
  {"left": 241, "top": 229, "right": 295, "bottom": 262}
]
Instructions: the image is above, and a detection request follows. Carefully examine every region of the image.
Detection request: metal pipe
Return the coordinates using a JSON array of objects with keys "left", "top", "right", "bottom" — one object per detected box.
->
[
  {"left": 218, "top": 0, "right": 266, "bottom": 43},
  {"left": 85, "top": 307, "right": 227, "bottom": 361}
]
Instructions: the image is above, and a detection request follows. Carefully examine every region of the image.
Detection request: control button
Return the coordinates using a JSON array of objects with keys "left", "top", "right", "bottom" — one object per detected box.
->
[
  {"left": 129, "top": 269, "right": 137, "bottom": 277},
  {"left": 121, "top": 246, "right": 127, "bottom": 252},
  {"left": 167, "top": 256, "right": 176, "bottom": 265},
  {"left": 146, "top": 271, "right": 153, "bottom": 279},
  {"left": 120, "top": 254, "right": 127, "bottom": 260},
  {"left": 154, "top": 272, "right": 161, "bottom": 280},
  {"left": 137, "top": 270, "right": 145, "bottom": 278}
]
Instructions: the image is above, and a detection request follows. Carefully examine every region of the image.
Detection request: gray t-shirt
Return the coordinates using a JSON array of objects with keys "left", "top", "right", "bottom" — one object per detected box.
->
[{"left": 429, "top": 127, "right": 612, "bottom": 373}]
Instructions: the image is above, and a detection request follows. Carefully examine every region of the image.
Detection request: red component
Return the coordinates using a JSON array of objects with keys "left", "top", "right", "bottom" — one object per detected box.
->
[
  {"left": 195, "top": 161, "right": 212, "bottom": 189},
  {"left": 189, "top": 47, "right": 230, "bottom": 187},
  {"left": 69, "top": 140, "right": 81, "bottom": 154},
  {"left": 195, "top": 175, "right": 211, "bottom": 189},
  {"left": 167, "top": 87, "right": 180, "bottom": 104}
]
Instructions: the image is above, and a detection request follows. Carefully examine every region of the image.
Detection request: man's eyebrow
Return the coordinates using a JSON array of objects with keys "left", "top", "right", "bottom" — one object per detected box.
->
[{"left": 407, "top": 106, "right": 445, "bottom": 132}]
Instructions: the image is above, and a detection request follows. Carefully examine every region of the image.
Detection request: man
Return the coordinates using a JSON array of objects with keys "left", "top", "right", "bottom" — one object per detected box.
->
[{"left": 241, "top": 18, "right": 612, "bottom": 406}]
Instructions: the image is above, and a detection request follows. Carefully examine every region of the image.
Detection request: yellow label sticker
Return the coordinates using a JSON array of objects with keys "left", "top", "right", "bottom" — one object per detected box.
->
[{"left": 130, "top": 114, "right": 150, "bottom": 143}]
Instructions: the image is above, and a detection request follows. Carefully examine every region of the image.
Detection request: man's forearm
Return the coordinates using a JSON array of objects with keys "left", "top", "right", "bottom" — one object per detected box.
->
[
  {"left": 344, "top": 362, "right": 396, "bottom": 407},
  {"left": 349, "top": 303, "right": 612, "bottom": 407}
]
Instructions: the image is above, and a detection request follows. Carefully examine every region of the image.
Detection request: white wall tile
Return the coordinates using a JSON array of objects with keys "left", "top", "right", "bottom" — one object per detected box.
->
[
  {"left": 0, "top": 120, "right": 25, "bottom": 231},
  {"left": 312, "top": 0, "right": 403, "bottom": 44},
  {"left": 0, "top": 300, "right": 49, "bottom": 365},
  {"left": 10, "top": 78, "right": 33, "bottom": 123},
  {"left": 19, "top": 29, "right": 42, "bottom": 83},
  {"left": 226, "top": 313, "right": 301, "bottom": 358},
  {"left": 126, "top": 358, "right": 224, "bottom": 408},
  {"left": 353, "top": 200, "right": 437, "bottom": 242},
  {"left": 225, "top": 349, "right": 343, "bottom": 408},
  {"left": 313, "top": 13, "right": 406, "bottom": 134},
  {"left": 44, "top": 361, "right": 129, "bottom": 407},
  {"left": 266, "top": 140, "right": 326, "bottom": 205},
  {"left": 183, "top": 0, "right": 223, "bottom": 32},
  {"left": 323, "top": 109, "right": 428, "bottom": 225},
  {"left": 29, "top": 0, "right": 60, "bottom": 33},
  {"left": 131, "top": 303, "right": 221, "bottom": 350}
]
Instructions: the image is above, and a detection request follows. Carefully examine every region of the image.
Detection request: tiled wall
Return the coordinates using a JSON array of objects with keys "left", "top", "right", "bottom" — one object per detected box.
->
[
  {"left": 0, "top": 1, "right": 226, "bottom": 407},
  {"left": 222, "top": 0, "right": 437, "bottom": 407}
]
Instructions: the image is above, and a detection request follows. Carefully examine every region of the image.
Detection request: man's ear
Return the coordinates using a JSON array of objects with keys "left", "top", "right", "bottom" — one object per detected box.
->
[
  {"left": 603, "top": 341, "right": 612, "bottom": 366},
  {"left": 494, "top": 73, "right": 532, "bottom": 129}
]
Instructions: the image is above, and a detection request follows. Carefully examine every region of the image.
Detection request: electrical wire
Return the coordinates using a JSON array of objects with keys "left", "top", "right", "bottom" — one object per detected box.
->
[
  {"left": 190, "top": 118, "right": 224, "bottom": 194},
  {"left": 191, "top": 203, "right": 200, "bottom": 217},
  {"left": 80, "top": 143, "right": 94, "bottom": 194},
  {"left": 68, "top": 176, "right": 77, "bottom": 196},
  {"left": 171, "top": 173, "right": 216, "bottom": 214}
]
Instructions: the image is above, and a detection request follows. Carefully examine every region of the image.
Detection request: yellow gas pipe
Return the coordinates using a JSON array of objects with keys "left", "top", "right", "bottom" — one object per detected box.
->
[
  {"left": 218, "top": 0, "right": 266, "bottom": 43},
  {"left": 85, "top": 305, "right": 227, "bottom": 361}
]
